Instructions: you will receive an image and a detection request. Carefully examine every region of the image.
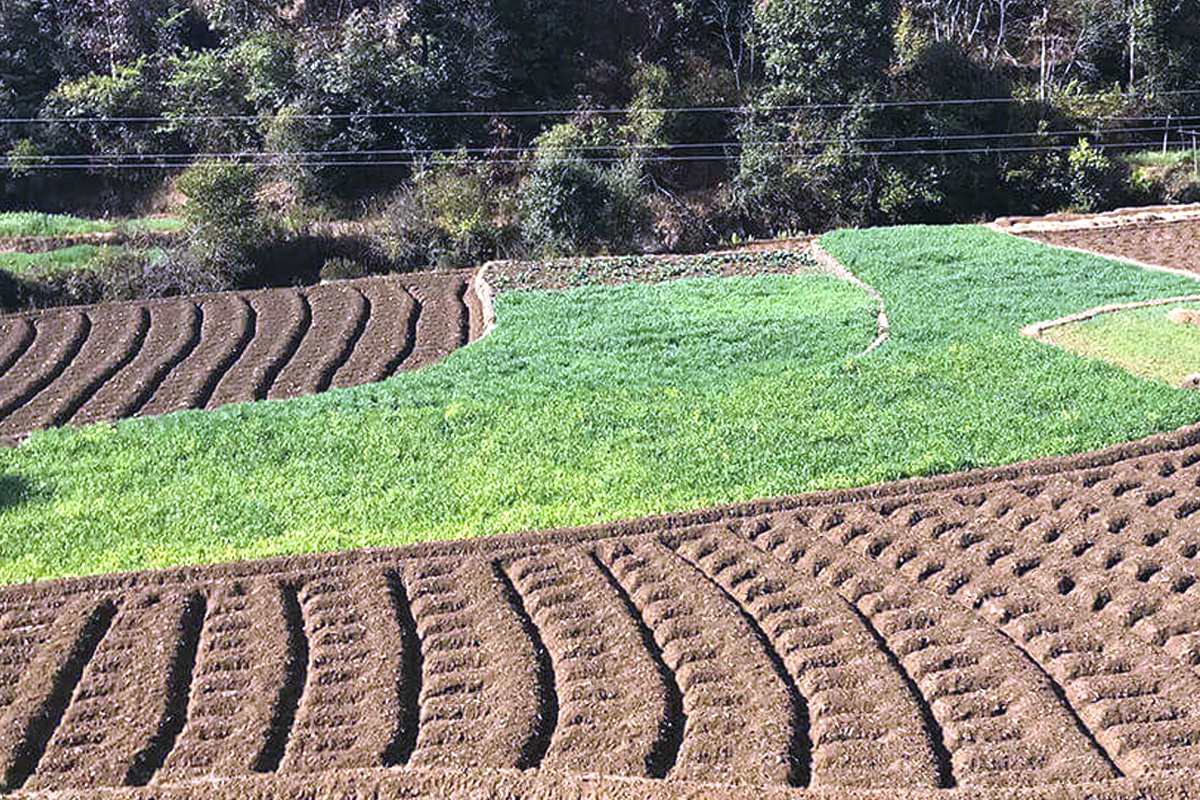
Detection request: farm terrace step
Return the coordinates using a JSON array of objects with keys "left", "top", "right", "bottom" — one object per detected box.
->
[
  {"left": 7, "top": 421, "right": 1200, "bottom": 797},
  {"left": 0, "top": 271, "right": 482, "bottom": 442}
]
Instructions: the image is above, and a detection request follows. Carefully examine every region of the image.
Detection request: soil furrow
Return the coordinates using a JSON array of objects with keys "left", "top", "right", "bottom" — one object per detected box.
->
[
  {"left": 594, "top": 538, "right": 797, "bottom": 786},
  {"left": 124, "top": 592, "right": 206, "bottom": 786},
  {"left": 158, "top": 580, "right": 293, "bottom": 781},
  {"left": 3, "top": 305, "right": 151, "bottom": 435},
  {"left": 0, "top": 318, "right": 35, "bottom": 382},
  {"left": 745, "top": 517, "right": 1121, "bottom": 786},
  {"left": 252, "top": 583, "right": 307, "bottom": 774},
  {"left": 0, "top": 309, "right": 90, "bottom": 428},
  {"left": 330, "top": 279, "right": 417, "bottom": 388},
  {"left": 136, "top": 295, "right": 254, "bottom": 418},
  {"left": 398, "top": 557, "right": 542, "bottom": 770},
  {"left": 795, "top": 475, "right": 1200, "bottom": 777},
  {"left": 279, "top": 567, "right": 411, "bottom": 772},
  {"left": 664, "top": 526, "right": 945, "bottom": 789},
  {"left": 0, "top": 599, "right": 116, "bottom": 792},
  {"left": 502, "top": 549, "right": 673, "bottom": 778},
  {"left": 400, "top": 272, "right": 471, "bottom": 371},
  {"left": 381, "top": 570, "right": 421, "bottom": 767},
  {"left": 207, "top": 290, "right": 309, "bottom": 408},
  {"left": 268, "top": 284, "right": 368, "bottom": 399},
  {"left": 492, "top": 561, "right": 557, "bottom": 770},
  {"left": 27, "top": 591, "right": 202, "bottom": 791},
  {"left": 587, "top": 551, "right": 685, "bottom": 778},
  {"left": 70, "top": 299, "right": 201, "bottom": 427}
]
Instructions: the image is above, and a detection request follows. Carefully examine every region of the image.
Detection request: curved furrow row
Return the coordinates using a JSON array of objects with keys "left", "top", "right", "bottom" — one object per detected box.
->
[
  {"left": 2, "top": 305, "right": 150, "bottom": 434},
  {"left": 400, "top": 273, "right": 469, "bottom": 372},
  {"left": 137, "top": 295, "right": 254, "bottom": 418},
  {"left": 593, "top": 538, "right": 800, "bottom": 787},
  {"left": 329, "top": 279, "right": 417, "bottom": 389},
  {"left": 798, "top": 472, "right": 1200, "bottom": 778},
  {"left": 0, "top": 602, "right": 66, "bottom": 720},
  {"left": 0, "top": 598, "right": 112, "bottom": 792},
  {"left": 27, "top": 590, "right": 205, "bottom": 791},
  {"left": 70, "top": 299, "right": 202, "bottom": 428},
  {"left": 0, "top": 317, "right": 35, "bottom": 382},
  {"left": 398, "top": 557, "right": 543, "bottom": 771},
  {"left": 268, "top": 285, "right": 369, "bottom": 400},
  {"left": 158, "top": 580, "right": 293, "bottom": 781},
  {"left": 206, "top": 290, "right": 310, "bottom": 409},
  {"left": 502, "top": 548, "right": 673, "bottom": 778},
  {"left": 0, "top": 309, "right": 90, "bottom": 427},
  {"left": 279, "top": 567, "right": 414, "bottom": 772},
  {"left": 741, "top": 513, "right": 1120, "bottom": 786},
  {"left": 661, "top": 527, "right": 946, "bottom": 789}
]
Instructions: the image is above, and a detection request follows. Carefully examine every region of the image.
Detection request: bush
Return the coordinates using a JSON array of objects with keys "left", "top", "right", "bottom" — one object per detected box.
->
[
  {"left": 519, "top": 119, "right": 650, "bottom": 256},
  {"left": 380, "top": 156, "right": 520, "bottom": 269},
  {"left": 176, "top": 160, "right": 262, "bottom": 279},
  {"left": 1067, "top": 139, "right": 1129, "bottom": 212},
  {"left": 90, "top": 246, "right": 231, "bottom": 301}
]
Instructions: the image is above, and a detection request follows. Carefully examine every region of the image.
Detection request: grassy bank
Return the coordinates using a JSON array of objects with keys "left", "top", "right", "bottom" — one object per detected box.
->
[{"left": 2, "top": 226, "right": 1200, "bottom": 583}]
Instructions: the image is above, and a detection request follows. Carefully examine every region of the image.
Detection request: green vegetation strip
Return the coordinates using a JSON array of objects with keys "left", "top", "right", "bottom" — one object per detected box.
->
[
  {"left": 1042, "top": 301, "right": 1200, "bottom": 386},
  {"left": 0, "top": 212, "right": 182, "bottom": 238},
  {"left": 0, "top": 245, "right": 101, "bottom": 275},
  {"left": 3, "top": 227, "right": 1200, "bottom": 584}
]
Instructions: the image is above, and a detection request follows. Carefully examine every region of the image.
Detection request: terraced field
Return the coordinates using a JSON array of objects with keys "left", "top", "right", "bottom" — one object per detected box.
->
[
  {"left": 3, "top": 422, "right": 1200, "bottom": 798},
  {"left": 0, "top": 271, "right": 483, "bottom": 444}
]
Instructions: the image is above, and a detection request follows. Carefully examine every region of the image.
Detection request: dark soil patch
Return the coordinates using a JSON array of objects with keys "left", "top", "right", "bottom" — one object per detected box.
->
[
  {"left": 5, "top": 421, "right": 1200, "bottom": 796},
  {"left": 1021, "top": 219, "right": 1200, "bottom": 274},
  {"left": 0, "top": 271, "right": 479, "bottom": 441}
]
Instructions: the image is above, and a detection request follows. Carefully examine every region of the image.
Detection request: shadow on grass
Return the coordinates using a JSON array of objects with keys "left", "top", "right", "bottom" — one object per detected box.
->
[{"left": 0, "top": 475, "right": 31, "bottom": 510}]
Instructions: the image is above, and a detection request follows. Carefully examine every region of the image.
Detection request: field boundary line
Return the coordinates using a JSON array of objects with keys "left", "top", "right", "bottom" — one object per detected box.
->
[
  {"left": 1020, "top": 293, "right": 1200, "bottom": 342},
  {"left": 810, "top": 240, "right": 890, "bottom": 356},
  {"left": 997, "top": 225, "right": 1200, "bottom": 346},
  {"left": 471, "top": 263, "right": 497, "bottom": 339}
]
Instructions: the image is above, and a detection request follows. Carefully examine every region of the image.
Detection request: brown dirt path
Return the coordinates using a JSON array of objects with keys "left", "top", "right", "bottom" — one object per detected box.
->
[{"left": 6, "top": 420, "right": 1200, "bottom": 797}]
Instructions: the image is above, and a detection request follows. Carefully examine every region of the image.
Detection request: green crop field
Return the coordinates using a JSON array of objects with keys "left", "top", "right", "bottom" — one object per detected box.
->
[
  {"left": 2, "top": 225, "right": 1200, "bottom": 585},
  {"left": 0, "top": 244, "right": 102, "bottom": 275},
  {"left": 0, "top": 212, "right": 182, "bottom": 237},
  {"left": 1042, "top": 301, "right": 1200, "bottom": 386}
]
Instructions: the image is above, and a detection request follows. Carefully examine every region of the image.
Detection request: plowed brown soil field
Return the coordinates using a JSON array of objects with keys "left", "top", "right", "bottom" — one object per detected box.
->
[
  {"left": 1019, "top": 218, "right": 1200, "bottom": 275},
  {"left": 0, "top": 271, "right": 480, "bottom": 443},
  {"left": 5, "top": 422, "right": 1200, "bottom": 798}
]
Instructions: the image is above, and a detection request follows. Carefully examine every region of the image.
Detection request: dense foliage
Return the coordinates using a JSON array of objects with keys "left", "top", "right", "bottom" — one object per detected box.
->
[{"left": 1, "top": 1, "right": 1199, "bottom": 247}]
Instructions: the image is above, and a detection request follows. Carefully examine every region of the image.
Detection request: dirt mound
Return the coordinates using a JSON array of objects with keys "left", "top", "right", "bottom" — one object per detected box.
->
[
  {"left": 0, "top": 271, "right": 480, "bottom": 443},
  {"left": 4, "top": 422, "right": 1200, "bottom": 797}
]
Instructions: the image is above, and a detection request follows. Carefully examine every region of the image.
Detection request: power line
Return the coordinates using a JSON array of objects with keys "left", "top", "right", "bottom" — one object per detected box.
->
[
  {"left": 3, "top": 123, "right": 1188, "bottom": 164},
  {"left": 3, "top": 92, "right": 1200, "bottom": 125},
  {"left": 5, "top": 138, "right": 1179, "bottom": 170}
]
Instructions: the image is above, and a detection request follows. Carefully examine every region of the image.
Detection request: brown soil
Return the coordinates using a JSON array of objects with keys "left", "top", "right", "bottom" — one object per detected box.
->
[
  {"left": 1019, "top": 218, "right": 1200, "bottom": 275},
  {"left": 0, "top": 271, "right": 480, "bottom": 442},
  {"left": 6, "top": 422, "right": 1200, "bottom": 797}
]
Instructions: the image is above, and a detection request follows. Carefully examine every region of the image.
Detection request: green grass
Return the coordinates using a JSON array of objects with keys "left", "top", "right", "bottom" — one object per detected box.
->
[
  {"left": 0, "top": 212, "right": 182, "bottom": 237},
  {"left": 1042, "top": 302, "right": 1200, "bottom": 386},
  {"left": 0, "top": 245, "right": 102, "bottom": 275},
  {"left": 3, "top": 226, "right": 1200, "bottom": 584},
  {"left": 1125, "top": 149, "right": 1200, "bottom": 168}
]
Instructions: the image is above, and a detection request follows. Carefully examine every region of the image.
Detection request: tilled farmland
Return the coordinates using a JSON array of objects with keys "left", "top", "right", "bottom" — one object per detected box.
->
[
  {"left": 0, "top": 271, "right": 483, "bottom": 443},
  {"left": 4, "top": 424, "right": 1200, "bottom": 798}
]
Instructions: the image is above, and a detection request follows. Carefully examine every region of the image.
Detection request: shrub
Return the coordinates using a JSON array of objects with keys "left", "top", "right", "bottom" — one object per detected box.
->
[
  {"left": 176, "top": 160, "right": 262, "bottom": 279},
  {"left": 380, "top": 156, "right": 521, "bottom": 269},
  {"left": 519, "top": 119, "right": 650, "bottom": 256},
  {"left": 1067, "top": 139, "right": 1129, "bottom": 212}
]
